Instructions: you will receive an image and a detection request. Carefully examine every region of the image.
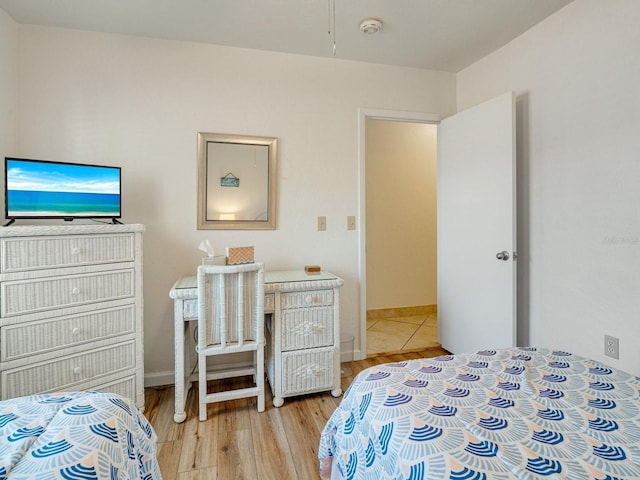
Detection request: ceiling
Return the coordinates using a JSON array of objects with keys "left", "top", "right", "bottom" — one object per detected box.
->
[{"left": 0, "top": 0, "right": 573, "bottom": 72}]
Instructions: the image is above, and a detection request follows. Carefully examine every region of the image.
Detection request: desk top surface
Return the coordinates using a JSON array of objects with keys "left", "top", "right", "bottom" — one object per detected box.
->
[{"left": 170, "top": 270, "right": 342, "bottom": 294}]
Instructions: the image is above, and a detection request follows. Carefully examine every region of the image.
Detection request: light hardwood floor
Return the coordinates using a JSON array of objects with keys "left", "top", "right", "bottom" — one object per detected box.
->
[{"left": 145, "top": 347, "right": 450, "bottom": 480}]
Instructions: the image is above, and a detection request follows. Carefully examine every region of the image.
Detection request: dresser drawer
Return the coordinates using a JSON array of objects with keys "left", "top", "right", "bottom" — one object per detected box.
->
[
  {"left": 281, "top": 306, "right": 334, "bottom": 351},
  {"left": 280, "top": 289, "right": 334, "bottom": 309},
  {"left": 1, "top": 269, "right": 134, "bottom": 317},
  {"left": 1, "top": 305, "right": 135, "bottom": 361},
  {"left": 281, "top": 346, "right": 335, "bottom": 395},
  {"left": 92, "top": 375, "right": 137, "bottom": 401},
  {"left": 1, "top": 341, "right": 136, "bottom": 399},
  {"left": 1, "top": 233, "right": 135, "bottom": 273}
]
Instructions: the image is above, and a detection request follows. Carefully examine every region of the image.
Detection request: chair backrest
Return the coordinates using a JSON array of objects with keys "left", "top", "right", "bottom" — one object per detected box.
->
[{"left": 197, "top": 263, "right": 265, "bottom": 350}]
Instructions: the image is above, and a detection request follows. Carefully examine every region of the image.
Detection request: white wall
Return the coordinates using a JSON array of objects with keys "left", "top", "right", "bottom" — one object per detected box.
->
[
  {"left": 0, "top": 9, "right": 17, "bottom": 165},
  {"left": 365, "top": 120, "right": 437, "bottom": 310},
  {"left": 457, "top": 0, "right": 640, "bottom": 374},
  {"left": 11, "top": 24, "right": 456, "bottom": 383}
]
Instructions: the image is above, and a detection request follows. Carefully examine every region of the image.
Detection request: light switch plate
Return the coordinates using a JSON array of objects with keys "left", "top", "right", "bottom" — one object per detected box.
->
[
  {"left": 317, "top": 216, "right": 326, "bottom": 231},
  {"left": 347, "top": 216, "right": 356, "bottom": 230}
]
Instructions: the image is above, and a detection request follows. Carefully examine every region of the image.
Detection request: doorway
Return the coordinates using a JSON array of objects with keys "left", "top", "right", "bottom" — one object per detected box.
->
[{"left": 358, "top": 109, "right": 443, "bottom": 359}]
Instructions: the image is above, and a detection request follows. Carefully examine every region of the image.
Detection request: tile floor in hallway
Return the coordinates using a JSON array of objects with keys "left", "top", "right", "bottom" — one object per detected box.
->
[{"left": 366, "top": 309, "right": 439, "bottom": 356}]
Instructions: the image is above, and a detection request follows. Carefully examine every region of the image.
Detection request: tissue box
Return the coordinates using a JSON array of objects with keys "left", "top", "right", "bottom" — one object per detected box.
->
[
  {"left": 202, "top": 255, "right": 227, "bottom": 266},
  {"left": 226, "top": 246, "right": 255, "bottom": 265}
]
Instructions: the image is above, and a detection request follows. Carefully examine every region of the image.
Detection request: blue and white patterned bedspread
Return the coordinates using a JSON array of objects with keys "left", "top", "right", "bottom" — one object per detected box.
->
[
  {"left": 318, "top": 347, "right": 640, "bottom": 479},
  {"left": 0, "top": 391, "right": 162, "bottom": 479}
]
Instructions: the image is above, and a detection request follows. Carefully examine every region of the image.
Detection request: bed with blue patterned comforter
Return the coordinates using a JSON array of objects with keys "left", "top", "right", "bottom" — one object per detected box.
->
[
  {"left": 0, "top": 391, "right": 161, "bottom": 479},
  {"left": 319, "top": 347, "right": 640, "bottom": 479}
]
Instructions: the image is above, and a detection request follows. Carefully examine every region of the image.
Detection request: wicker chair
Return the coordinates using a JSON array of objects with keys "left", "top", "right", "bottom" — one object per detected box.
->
[{"left": 196, "top": 262, "right": 265, "bottom": 421}]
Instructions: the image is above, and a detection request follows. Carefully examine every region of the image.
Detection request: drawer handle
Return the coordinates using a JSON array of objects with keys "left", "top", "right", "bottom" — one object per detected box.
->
[
  {"left": 71, "top": 246, "right": 80, "bottom": 255},
  {"left": 304, "top": 294, "right": 322, "bottom": 306},
  {"left": 72, "top": 327, "right": 81, "bottom": 335},
  {"left": 306, "top": 366, "right": 322, "bottom": 377},
  {"left": 73, "top": 366, "right": 82, "bottom": 375},
  {"left": 71, "top": 287, "right": 81, "bottom": 295}
]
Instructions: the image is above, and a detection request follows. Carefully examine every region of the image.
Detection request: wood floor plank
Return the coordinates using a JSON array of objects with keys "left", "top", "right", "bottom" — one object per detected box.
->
[
  {"left": 249, "top": 407, "right": 298, "bottom": 479},
  {"left": 303, "top": 392, "right": 342, "bottom": 435},
  {"left": 145, "top": 386, "right": 185, "bottom": 443},
  {"left": 177, "top": 467, "right": 217, "bottom": 480},
  {"left": 217, "top": 429, "right": 257, "bottom": 480},
  {"left": 156, "top": 440, "right": 182, "bottom": 480},
  {"left": 278, "top": 396, "right": 324, "bottom": 478},
  {"left": 213, "top": 378, "right": 253, "bottom": 432},
  {"left": 177, "top": 389, "right": 219, "bottom": 473}
]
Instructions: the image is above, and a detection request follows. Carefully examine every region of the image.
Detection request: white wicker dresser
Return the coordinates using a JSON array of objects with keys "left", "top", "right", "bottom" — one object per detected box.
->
[
  {"left": 0, "top": 224, "right": 145, "bottom": 409},
  {"left": 170, "top": 270, "right": 344, "bottom": 421}
]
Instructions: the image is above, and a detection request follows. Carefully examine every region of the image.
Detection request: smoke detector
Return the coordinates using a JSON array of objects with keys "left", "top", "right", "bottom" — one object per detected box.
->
[{"left": 359, "top": 18, "right": 382, "bottom": 34}]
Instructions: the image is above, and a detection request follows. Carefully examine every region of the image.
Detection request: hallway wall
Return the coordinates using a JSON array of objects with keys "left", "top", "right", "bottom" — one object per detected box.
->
[{"left": 365, "top": 120, "right": 437, "bottom": 310}]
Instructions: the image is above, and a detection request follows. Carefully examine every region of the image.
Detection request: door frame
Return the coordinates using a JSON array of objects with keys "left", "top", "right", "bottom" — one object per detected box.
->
[{"left": 357, "top": 108, "right": 443, "bottom": 360}]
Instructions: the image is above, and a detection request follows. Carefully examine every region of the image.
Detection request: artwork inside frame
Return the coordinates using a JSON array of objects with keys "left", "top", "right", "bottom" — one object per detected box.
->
[{"left": 197, "top": 132, "right": 277, "bottom": 230}]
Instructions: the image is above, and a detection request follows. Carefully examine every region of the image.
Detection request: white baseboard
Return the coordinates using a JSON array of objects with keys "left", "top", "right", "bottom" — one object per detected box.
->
[{"left": 144, "top": 371, "right": 176, "bottom": 388}]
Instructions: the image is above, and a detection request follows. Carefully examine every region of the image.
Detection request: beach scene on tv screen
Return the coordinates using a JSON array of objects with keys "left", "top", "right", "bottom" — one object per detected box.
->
[{"left": 6, "top": 160, "right": 121, "bottom": 217}]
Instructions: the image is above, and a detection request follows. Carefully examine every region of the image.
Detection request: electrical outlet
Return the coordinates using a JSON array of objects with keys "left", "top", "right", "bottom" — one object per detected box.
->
[
  {"left": 317, "top": 216, "right": 326, "bottom": 231},
  {"left": 604, "top": 334, "right": 619, "bottom": 359}
]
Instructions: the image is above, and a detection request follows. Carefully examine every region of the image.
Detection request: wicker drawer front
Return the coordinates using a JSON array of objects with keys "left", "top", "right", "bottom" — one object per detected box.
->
[
  {"left": 264, "top": 293, "right": 275, "bottom": 312},
  {"left": 281, "top": 346, "right": 334, "bottom": 395},
  {"left": 1, "top": 305, "right": 135, "bottom": 361},
  {"left": 1, "top": 234, "right": 135, "bottom": 273},
  {"left": 1, "top": 269, "right": 134, "bottom": 317},
  {"left": 280, "top": 289, "right": 333, "bottom": 309},
  {"left": 92, "top": 375, "right": 136, "bottom": 401},
  {"left": 182, "top": 293, "right": 274, "bottom": 319},
  {"left": 1, "top": 341, "right": 135, "bottom": 399},
  {"left": 182, "top": 299, "right": 198, "bottom": 320},
  {"left": 281, "top": 307, "right": 334, "bottom": 351}
]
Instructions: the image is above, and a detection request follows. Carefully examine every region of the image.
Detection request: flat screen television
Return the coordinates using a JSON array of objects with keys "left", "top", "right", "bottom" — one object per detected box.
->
[{"left": 4, "top": 157, "right": 121, "bottom": 225}]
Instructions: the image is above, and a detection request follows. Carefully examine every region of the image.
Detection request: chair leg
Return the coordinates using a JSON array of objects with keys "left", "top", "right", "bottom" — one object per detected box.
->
[
  {"left": 256, "top": 346, "right": 265, "bottom": 412},
  {"left": 198, "top": 353, "right": 207, "bottom": 421}
]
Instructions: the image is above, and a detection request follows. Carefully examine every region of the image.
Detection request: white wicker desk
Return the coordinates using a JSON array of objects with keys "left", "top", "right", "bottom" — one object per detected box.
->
[{"left": 170, "top": 270, "right": 344, "bottom": 422}]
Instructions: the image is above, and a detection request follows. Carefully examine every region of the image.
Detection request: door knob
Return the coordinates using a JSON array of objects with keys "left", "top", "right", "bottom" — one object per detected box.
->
[{"left": 496, "top": 251, "right": 510, "bottom": 261}]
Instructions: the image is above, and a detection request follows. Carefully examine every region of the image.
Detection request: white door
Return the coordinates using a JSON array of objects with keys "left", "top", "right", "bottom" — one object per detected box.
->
[{"left": 437, "top": 91, "right": 516, "bottom": 354}]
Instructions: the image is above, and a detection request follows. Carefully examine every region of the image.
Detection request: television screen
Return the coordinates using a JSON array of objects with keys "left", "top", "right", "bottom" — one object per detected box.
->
[{"left": 4, "top": 157, "right": 121, "bottom": 221}]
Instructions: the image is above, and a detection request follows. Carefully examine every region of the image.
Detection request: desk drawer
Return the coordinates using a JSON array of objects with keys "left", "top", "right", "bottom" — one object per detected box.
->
[
  {"left": 281, "top": 346, "right": 334, "bottom": 395},
  {"left": 280, "top": 289, "right": 333, "bottom": 309},
  {"left": 1, "top": 341, "right": 135, "bottom": 399},
  {"left": 281, "top": 306, "right": 333, "bottom": 351},
  {"left": 264, "top": 293, "right": 275, "bottom": 312},
  {"left": 1, "top": 269, "right": 134, "bottom": 317},
  {"left": 1, "top": 305, "right": 135, "bottom": 361},
  {"left": 1, "top": 234, "right": 135, "bottom": 273},
  {"left": 183, "top": 299, "right": 198, "bottom": 320},
  {"left": 182, "top": 294, "right": 274, "bottom": 319}
]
